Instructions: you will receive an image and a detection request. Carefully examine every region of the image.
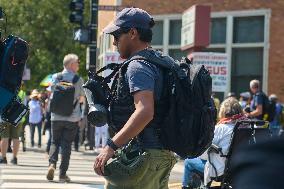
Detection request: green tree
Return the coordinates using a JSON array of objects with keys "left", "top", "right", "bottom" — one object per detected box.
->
[{"left": 0, "top": 0, "right": 89, "bottom": 91}]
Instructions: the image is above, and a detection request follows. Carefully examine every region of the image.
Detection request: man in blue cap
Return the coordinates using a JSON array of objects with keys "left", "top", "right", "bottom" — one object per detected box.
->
[{"left": 93, "top": 7, "right": 177, "bottom": 189}]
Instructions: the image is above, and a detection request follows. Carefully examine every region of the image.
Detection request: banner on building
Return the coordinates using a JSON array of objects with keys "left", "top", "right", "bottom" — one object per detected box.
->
[
  {"left": 103, "top": 52, "right": 124, "bottom": 77},
  {"left": 191, "top": 52, "right": 228, "bottom": 92}
]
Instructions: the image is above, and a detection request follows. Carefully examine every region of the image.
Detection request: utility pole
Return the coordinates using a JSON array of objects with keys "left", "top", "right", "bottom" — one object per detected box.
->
[{"left": 88, "top": 0, "right": 98, "bottom": 72}]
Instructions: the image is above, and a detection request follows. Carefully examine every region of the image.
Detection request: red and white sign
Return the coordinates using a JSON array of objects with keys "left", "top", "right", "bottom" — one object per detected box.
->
[
  {"left": 191, "top": 52, "right": 228, "bottom": 92},
  {"left": 181, "top": 5, "right": 211, "bottom": 50},
  {"left": 103, "top": 52, "right": 124, "bottom": 77}
]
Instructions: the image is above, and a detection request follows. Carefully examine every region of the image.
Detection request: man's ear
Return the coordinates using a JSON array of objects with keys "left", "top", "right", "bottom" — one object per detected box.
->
[{"left": 129, "top": 28, "right": 139, "bottom": 40}]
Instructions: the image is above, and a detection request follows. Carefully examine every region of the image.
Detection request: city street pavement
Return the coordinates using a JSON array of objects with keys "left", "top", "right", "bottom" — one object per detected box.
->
[{"left": 0, "top": 126, "right": 184, "bottom": 189}]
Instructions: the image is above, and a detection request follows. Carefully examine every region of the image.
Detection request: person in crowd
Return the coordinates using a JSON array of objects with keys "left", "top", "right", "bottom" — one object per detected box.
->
[
  {"left": 83, "top": 105, "right": 95, "bottom": 151},
  {"left": 78, "top": 101, "right": 88, "bottom": 147},
  {"left": 43, "top": 86, "right": 52, "bottom": 154},
  {"left": 46, "top": 53, "right": 85, "bottom": 182},
  {"left": 73, "top": 101, "right": 86, "bottom": 152},
  {"left": 239, "top": 92, "right": 251, "bottom": 110},
  {"left": 226, "top": 92, "right": 237, "bottom": 99},
  {"left": 18, "top": 82, "right": 29, "bottom": 152},
  {"left": 94, "top": 7, "right": 177, "bottom": 189},
  {"left": 182, "top": 157, "right": 206, "bottom": 189},
  {"left": 269, "top": 94, "right": 283, "bottom": 137},
  {"left": 246, "top": 79, "right": 266, "bottom": 120},
  {"left": 28, "top": 89, "right": 43, "bottom": 148},
  {"left": 0, "top": 87, "right": 28, "bottom": 164},
  {"left": 94, "top": 124, "right": 109, "bottom": 153},
  {"left": 203, "top": 97, "right": 247, "bottom": 186},
  {"left": 212, "top": 93, "right": 220, "bottom": 114}
]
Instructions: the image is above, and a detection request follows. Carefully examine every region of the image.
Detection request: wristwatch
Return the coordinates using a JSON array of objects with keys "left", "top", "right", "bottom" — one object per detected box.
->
[{"left": 107, "top": 138, "right": 119, "bottom": 151}]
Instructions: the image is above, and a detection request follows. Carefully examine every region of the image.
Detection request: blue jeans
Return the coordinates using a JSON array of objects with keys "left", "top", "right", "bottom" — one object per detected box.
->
[
  {"left": 270, "top": 127, "right": 280, "bottom": 137},
  {"left": 29, "top": 122, "right": 42, "bottom": 147},
  {"left": 182, "top": 157, "right": 206, "bottom": 186}
]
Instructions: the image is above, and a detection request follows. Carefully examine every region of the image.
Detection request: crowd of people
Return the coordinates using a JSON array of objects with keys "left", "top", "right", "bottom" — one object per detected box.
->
[
  {"left": 0, "top": 59, "right": 109, "bottom": 167},
  {"left": 182, "top": 79, "right": 284, "bottom": 189}
]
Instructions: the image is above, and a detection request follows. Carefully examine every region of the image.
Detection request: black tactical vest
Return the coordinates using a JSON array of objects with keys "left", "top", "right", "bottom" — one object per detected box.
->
[{"left": 108, "top": 53, "right": 168, "bottom": 133}]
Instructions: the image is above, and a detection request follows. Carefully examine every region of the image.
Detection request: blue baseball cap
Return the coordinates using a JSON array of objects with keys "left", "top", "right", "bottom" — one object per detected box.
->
[{"left": 103, "top": 7, "right": 153, "bottom": 34}]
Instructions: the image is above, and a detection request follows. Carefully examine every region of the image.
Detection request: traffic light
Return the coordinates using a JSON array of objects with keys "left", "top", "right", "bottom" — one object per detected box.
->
[{"left": 69, "top": 0, "right": 84, "bottom": 25}]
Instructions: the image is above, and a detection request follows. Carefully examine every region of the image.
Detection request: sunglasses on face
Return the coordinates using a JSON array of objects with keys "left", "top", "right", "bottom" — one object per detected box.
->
[{"left": 112, "top": 28, "right": 131, "bottom": 41}]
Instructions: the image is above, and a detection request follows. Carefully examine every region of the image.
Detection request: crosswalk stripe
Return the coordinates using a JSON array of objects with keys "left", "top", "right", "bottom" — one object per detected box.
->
[
  {"left": 1, "top": 183, "right": 104, "bottom": 189},
  {"left": 0, "top": 150, "right": 105, "bottom": 189}
]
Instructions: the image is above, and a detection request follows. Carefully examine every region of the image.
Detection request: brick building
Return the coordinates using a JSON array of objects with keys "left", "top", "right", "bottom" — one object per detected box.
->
[{"left": 98, "top": 0, "right": 284, "bottom": 101}]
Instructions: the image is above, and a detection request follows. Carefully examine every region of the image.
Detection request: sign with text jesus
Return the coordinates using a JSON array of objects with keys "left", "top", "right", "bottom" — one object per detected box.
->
[{"left": 191, "top": 52, "right": 228, "bottom": 92}]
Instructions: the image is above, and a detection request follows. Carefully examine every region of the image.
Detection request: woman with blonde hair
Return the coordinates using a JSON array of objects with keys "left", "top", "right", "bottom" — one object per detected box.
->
[{"left": 203, "top": 97, "right": 247, "bottom": 186}]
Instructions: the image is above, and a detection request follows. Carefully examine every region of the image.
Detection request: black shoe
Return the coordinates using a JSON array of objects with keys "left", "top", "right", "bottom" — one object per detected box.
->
[
  {"left": 38, "top": 144, "right": 41, "bottom": 148},
  {"left": 0, "top": 157, "right": 7, "bottom": 164},
  {"left": 10, "top": 157, "right": 17, "bottom": 165}
]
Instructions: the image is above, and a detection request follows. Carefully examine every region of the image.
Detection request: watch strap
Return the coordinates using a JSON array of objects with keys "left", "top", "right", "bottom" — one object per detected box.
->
[{"left": 107, "top": 138, "right": 119, "bottom": 151}]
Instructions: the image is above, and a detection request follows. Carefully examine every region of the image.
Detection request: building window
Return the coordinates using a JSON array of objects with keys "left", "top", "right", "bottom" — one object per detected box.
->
[
  {"left": 169, "top": 20, "right": 182, "bottom": 45},
  {"left": 152, "top": 21, "right": 164, "bottom": 45},
  {"left": 231, "top": 48, "right": 263, "bottom": 95},
  {"left": 211, "top": 18, "right": 227, "bottom": 44},
  {"left": 233, "top": 16, "right": 264, "bottom": 43}
]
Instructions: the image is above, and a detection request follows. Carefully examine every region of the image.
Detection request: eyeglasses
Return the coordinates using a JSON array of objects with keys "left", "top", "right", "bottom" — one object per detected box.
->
[{"left": 112, "top": 28, "right": 131, "bottom": 41}]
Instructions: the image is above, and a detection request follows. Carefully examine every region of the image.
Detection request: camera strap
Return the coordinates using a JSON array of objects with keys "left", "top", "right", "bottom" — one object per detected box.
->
[{"left": 95, "top": 63, "right": 121, "bottom": 84}]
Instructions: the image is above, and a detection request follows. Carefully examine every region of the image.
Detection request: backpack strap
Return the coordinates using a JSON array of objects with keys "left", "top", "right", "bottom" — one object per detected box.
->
[
  {"left": 56, "top": 73, "right": 64, "bottom": 82},
  {"left": 72, "top": 74, "right": 80, "bottom": 84},
  {"left": 97, "top": 63, "right": 119, "bottom": 75},
  {"left": 129, "top": 49, "right": 178, "bottom": 69},
  {"left": 103, "top": 64, "right": 121, "bottom": 84},
  {"left": 128, "top": 49, "right": 187, "bottom": 79}
]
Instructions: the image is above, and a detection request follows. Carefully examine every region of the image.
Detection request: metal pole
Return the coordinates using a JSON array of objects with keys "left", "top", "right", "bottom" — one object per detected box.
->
[{"left": 88, "top": 0, "right": 98, "bottom": 72}]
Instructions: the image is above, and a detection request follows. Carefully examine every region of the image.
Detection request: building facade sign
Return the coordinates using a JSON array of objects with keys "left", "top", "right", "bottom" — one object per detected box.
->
[
  {"left": 103, "top": 52, "right": 124, "bottom": 77},
  {"left": 191, "top": 52, "right": 229, "bottom": 92}
]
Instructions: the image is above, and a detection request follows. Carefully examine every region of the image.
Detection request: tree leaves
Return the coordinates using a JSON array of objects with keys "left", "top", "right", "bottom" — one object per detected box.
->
[{"left": 1, "top": 0, "right": 88, "bottom": 90}]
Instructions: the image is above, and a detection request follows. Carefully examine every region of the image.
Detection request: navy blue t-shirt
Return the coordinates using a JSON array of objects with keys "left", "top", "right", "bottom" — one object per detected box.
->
[
  {"left": 251, "top": 92, "right": 265, "bottom": 120},
  {"left": 125, "top": 59, "right": 164, "bottom": 149}
]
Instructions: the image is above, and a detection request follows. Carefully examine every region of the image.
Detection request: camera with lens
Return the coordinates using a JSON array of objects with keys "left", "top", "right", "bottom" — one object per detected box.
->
[
  {"left": 83, "top": 72, "right": 111, "bottom": 127},
  {"left": 83, "top": 63, "right": 119, "bottom": 127}
]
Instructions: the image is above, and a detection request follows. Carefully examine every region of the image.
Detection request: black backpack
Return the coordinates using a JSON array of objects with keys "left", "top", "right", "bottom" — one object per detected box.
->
[
  {"left": 50, "top": 73, "right": 80, "bottom": 116},
  {"left": 261, "top": 93, "right": 276, "bottom": 122},
  {"left": 0, "top": 35, "right": 29, "bottom": 126},
  {"left": 0, "top": 35, "right": 28, "bottom": 95},
  {"left": 125, "top": 50, "right": 215, "bottom": 158}
]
